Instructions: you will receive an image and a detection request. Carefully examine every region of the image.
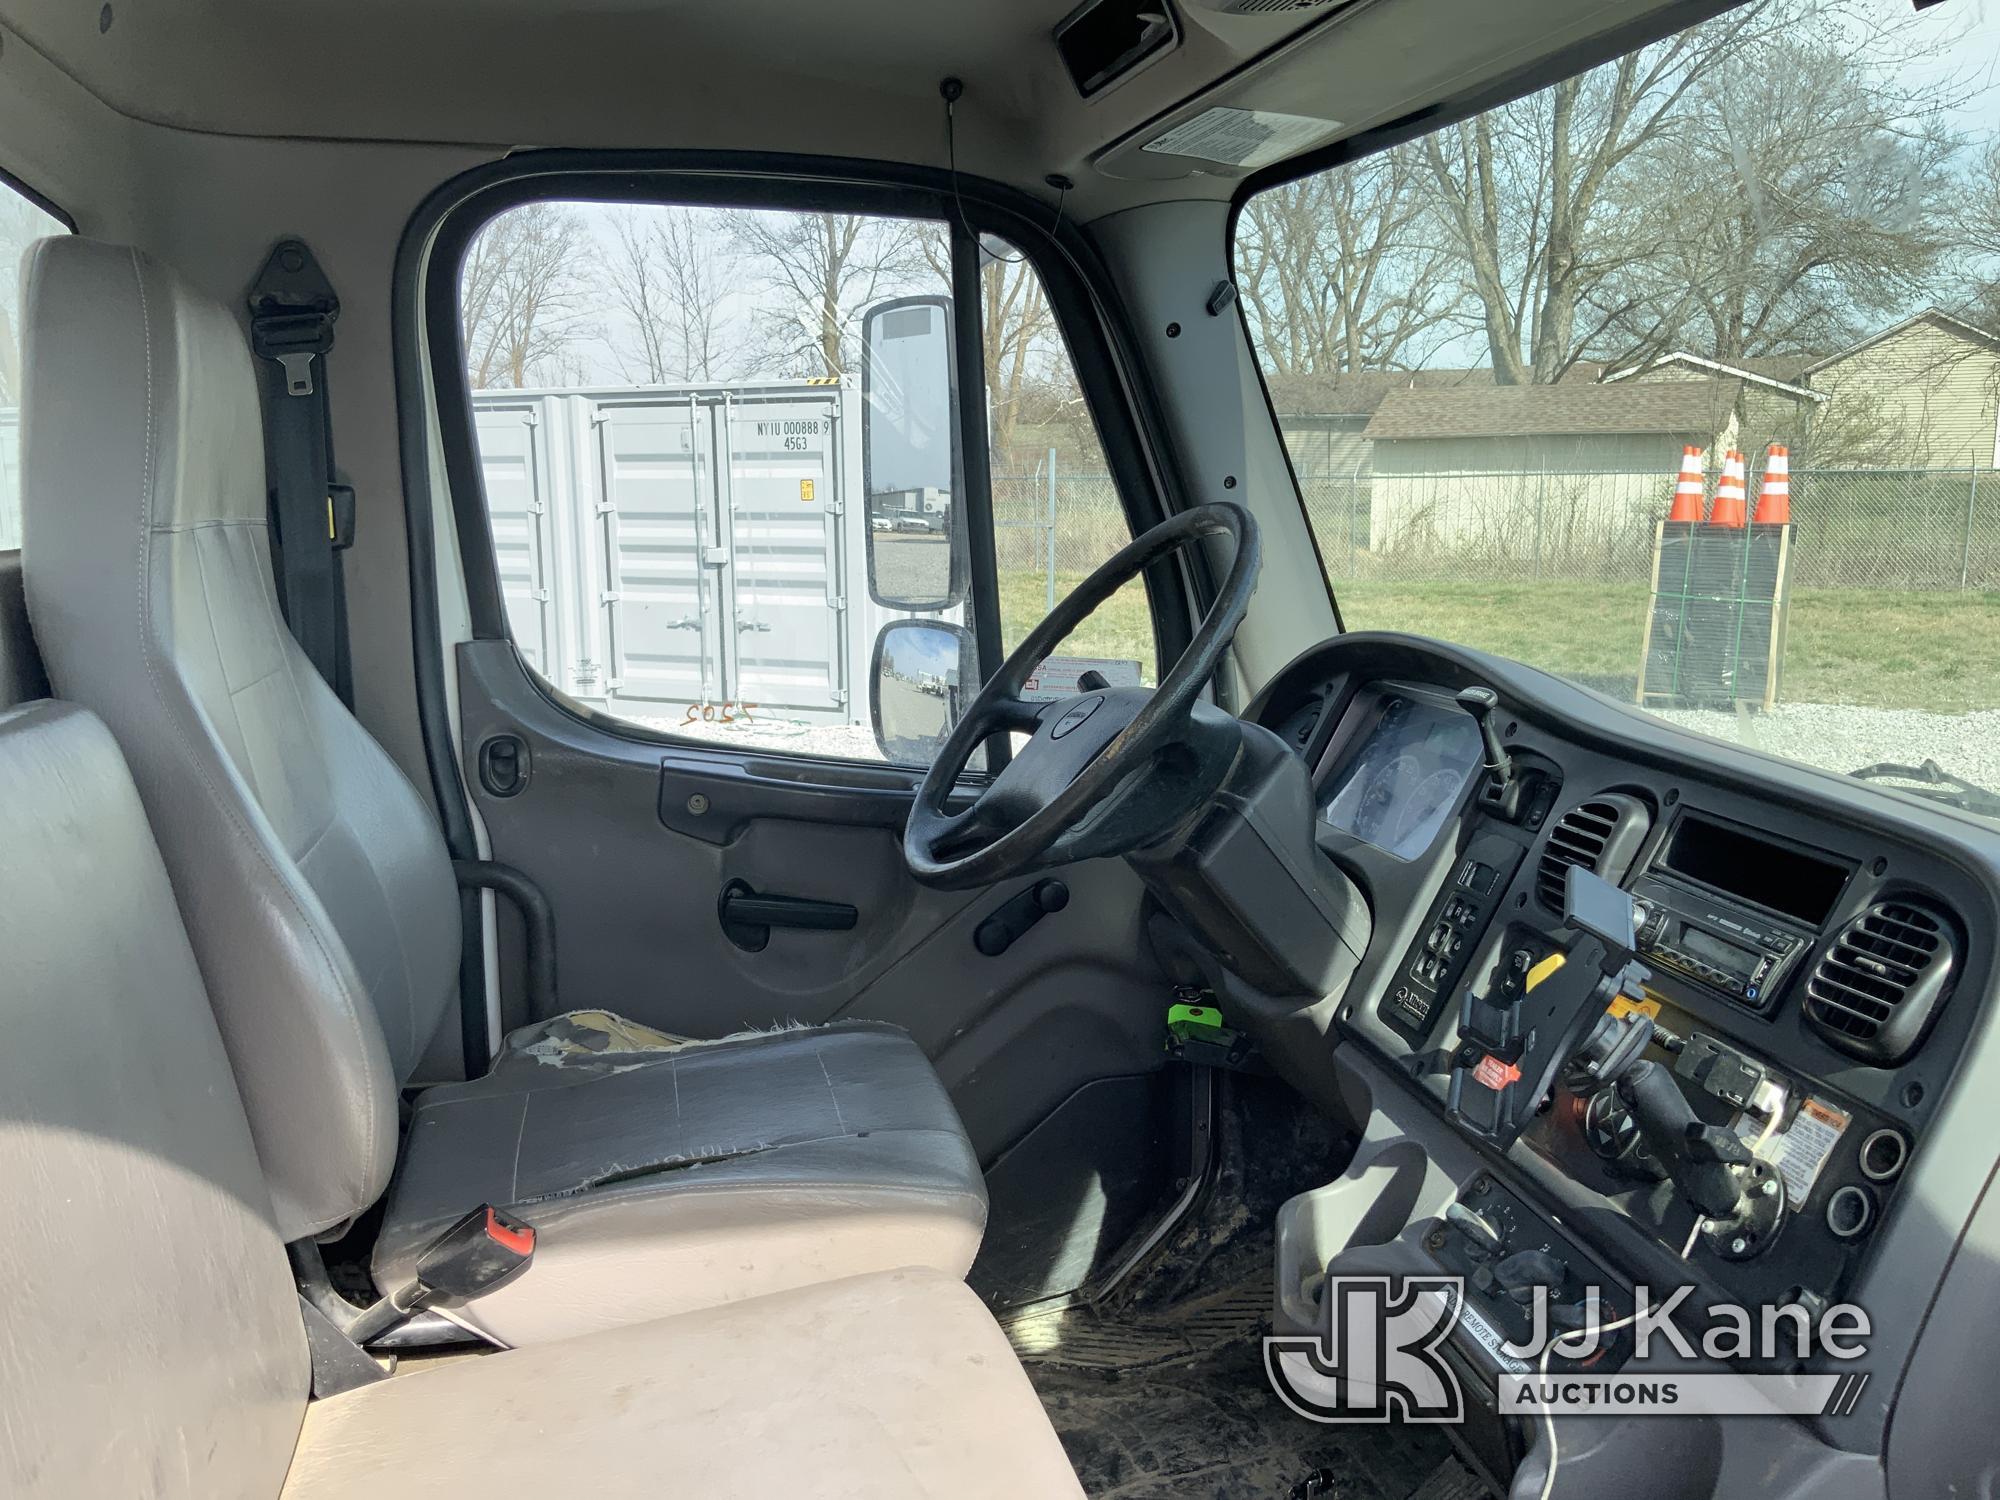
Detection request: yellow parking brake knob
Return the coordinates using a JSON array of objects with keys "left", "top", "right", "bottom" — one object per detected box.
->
[{"left": 1525, "top": 952, "right": 1566, "bottom": 993}]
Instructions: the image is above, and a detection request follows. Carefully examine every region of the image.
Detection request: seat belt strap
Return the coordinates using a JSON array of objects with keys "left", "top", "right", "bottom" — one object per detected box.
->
[{"left": 248, "top": 238, "right": 353, "bottom": 706}]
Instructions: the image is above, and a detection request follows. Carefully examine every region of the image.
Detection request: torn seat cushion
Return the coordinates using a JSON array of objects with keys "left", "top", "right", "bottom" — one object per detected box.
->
[{"left": 373, "top": 1019, "right": 988, "bottom": 1347}]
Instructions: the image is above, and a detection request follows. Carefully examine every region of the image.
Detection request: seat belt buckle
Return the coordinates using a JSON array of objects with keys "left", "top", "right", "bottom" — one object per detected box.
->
[
  {"left": 342, "top": 1204, "right": 538, "bottom": 1347},
  {"left": 409, "top": 1205, "right": 538, "bottom": 1306}
]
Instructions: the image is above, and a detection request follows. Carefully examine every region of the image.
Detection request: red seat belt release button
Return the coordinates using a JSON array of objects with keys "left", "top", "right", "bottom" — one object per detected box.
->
[
  {"left": 483, "top": 1206, "right": 536, "bottom": 1258},
  {"left": 408, "top": 1203, "right": 539, "bottom": 1308}
]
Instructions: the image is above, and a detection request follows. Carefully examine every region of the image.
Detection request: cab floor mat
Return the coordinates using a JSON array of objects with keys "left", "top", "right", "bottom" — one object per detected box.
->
[
  {"left": 1024, "top": 1336, "right": 1493, "bottom": 1500},
  {"left": 1003, "top": 1282, "right": 1269, "bottom": 1371}
]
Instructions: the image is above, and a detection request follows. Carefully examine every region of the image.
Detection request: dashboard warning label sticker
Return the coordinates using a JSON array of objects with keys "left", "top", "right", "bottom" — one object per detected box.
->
[
  {"left": 1611, "top": 992, "right": 1663, "bottom": 1022},
  {"left": 1739, "top": 1097, "right": 1849, "bottom": 1207},
  {"left": 1022, "top": 656, "right": 1143, "bottom": 703}
]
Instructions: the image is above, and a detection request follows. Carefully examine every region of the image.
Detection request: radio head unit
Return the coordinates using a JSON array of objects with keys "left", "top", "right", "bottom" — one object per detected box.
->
[
  {"left": 1630, "top": 874, "right": 1809, "bottom": 1009},
  {"left": 1630, "top": 810, "right": 1851, "bottom": 1010}
]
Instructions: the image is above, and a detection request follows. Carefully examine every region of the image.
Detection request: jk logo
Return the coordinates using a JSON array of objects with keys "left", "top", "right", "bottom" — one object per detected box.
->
[{"left": 1265, "top": 1276, "right": 1465, "bottom": 1424}]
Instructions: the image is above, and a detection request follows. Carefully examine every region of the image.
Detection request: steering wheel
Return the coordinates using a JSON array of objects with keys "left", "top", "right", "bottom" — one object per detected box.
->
[{"left": 904, "top": 501, "right": 1260, "bottom": 889}]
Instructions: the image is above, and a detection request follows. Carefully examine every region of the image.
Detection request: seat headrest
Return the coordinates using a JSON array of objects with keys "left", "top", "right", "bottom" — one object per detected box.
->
[{"left": 23, "top": 235, "right": 268, "bottom": 533}]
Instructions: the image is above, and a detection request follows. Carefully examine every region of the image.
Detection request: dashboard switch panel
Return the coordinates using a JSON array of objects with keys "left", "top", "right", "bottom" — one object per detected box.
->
[{"left": 1380, "top": 831, "right": 1524, "bottom": 1041}]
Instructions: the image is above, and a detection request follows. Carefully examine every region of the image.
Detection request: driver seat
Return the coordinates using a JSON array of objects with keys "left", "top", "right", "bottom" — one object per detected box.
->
[{"left": 19, "top": 236, "right": 987, "bottom": 1346}]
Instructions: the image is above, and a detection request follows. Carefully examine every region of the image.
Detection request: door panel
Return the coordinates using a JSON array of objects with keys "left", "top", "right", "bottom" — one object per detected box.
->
[{"left": 595, "top": 399, "right": 717, "bottom": 708}]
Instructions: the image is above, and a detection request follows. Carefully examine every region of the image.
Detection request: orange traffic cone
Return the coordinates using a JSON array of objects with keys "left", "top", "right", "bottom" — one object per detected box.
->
[
  {"left": 1667, "top": 445, "right": 1706, "bottom": 523},
  {"left": 1754, "top": 444, "right": 1790, "bottom": 525},
  {"left": 1710, "top": 449, "right": 1748, "bottom": 528}
]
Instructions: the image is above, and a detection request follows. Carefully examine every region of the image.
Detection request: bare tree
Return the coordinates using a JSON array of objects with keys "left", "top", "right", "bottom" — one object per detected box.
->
[
  {"left": 1235, "top": 146, "right": 1461, "bottom": 376},
  {"left": 728, "top": 210, "right": 929, "bottom": 377},
  {"left": 1419, "top": 20, "right": 1749, "bottom": 384},
  {"left": 1417, "top": 0, "right": 1968, "bottom": 383},
  {"left": 980, "top": 252, "right": 1060, "bottom": 465},
  {"left": 1954, "top": 140, "right": 2000, "bottom": 331},
  {"left": 460, "top": 202, "right": 594, "bottom": 389},
  {"left": 602, "top": 207, "right": 734, "bottom": 383},
  {"left": 1606, "top": 21, "right": 1963, "bottom": 367}
]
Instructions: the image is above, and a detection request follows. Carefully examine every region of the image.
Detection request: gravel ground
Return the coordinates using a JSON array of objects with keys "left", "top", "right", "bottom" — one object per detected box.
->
[{"left": 1649, "top": 701, "right": 2000, "bottom": 801}]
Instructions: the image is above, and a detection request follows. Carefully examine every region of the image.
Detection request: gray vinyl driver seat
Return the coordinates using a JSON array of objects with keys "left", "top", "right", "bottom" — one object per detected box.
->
[{"left": 18, "top": 235, "right": 987, "bottom": 1347}]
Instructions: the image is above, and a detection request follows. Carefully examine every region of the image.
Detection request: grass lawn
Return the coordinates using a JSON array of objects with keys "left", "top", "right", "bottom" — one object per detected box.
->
[
  {"left": 993, "top": 565, "right": 2000, "bottom": 715},
  {"left": 999, "top": 568, "right": 1160, "bottom": 680},
  {"left": 1338, "top": 581, "right": 2000, "bottom": 714}
]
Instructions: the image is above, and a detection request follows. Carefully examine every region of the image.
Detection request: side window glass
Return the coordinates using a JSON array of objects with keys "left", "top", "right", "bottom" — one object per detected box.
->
[
  {"left": 462, "top": 203, "right": 957, "bottom": 763},
  {"left": 983, "top": 240, "right": 1159, "bottom": 694},
  {"left": 460, "top": 206, "right": 1155, "bottom": 767},
  {"left": 0, "top": 185, "right": 70, "bottom": 550}
]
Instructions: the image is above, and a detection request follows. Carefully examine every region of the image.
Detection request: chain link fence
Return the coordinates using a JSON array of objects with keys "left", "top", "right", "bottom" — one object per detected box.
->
[
  {"left": 992, "top": 459, "right": 2000, "bottom": 596},
  {"left": 1296, "top": 465, "right": 2000, "bottom": 591},
  {"left": 992, "top": 466, "right": 1131, "bottom": 599}
]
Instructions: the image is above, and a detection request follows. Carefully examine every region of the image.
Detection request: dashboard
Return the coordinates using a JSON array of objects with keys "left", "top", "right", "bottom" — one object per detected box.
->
[{"left": 1241, "top": 632, "right": 1999, "bottom": 1416}]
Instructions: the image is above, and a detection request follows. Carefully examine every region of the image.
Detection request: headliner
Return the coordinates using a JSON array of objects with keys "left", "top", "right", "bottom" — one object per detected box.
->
[{"left": 0, "top": 0, "right": 1726, "bottom": 216}]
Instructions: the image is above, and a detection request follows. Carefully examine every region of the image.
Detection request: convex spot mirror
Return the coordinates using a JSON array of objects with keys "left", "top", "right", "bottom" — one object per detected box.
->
[
  {"left": 871, "top": 619, "right": 977, "bottom": 767},
  {"left": 862, "top": 296, "right": 967, "bottom": 611}
]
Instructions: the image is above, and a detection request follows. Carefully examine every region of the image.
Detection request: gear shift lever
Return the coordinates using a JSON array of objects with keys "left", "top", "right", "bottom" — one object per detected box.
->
[{"left": 1456, "top": 686, "right": 1521, "bottom": 815}]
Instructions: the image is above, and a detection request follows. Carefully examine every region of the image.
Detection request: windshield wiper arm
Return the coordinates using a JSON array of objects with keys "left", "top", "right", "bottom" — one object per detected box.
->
[{"left": 1848, "top": 759, "right": 2000, "bottom": 817}]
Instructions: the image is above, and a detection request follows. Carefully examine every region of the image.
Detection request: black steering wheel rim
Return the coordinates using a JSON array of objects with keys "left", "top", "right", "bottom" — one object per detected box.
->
[{"left": 904, "top": 501, "right": 1260, "bottom": 888}]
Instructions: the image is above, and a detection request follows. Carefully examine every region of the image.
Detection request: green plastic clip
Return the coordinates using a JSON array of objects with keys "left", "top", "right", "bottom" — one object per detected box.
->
[{"left": 1166, "top": 1001, "right": 1227, "bottom": 1041}]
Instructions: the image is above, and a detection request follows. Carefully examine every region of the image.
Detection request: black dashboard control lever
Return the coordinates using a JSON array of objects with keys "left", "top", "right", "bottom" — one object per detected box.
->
[
  {"left": 1448, "top": 866, "right": 1649, "bottom": 1150},
  {"left": 1495, "top": 1248, "right": 1568, "bottom": 1305},
  {"left": 1444, "top": 1201, "right": 1505, "bottom": 1256},
  {"left": 1456, "top": 686, "right": 1523, "bottom": 816},
  {"left": 973, "top": 878, "right": 1070, "bottom": 957}
]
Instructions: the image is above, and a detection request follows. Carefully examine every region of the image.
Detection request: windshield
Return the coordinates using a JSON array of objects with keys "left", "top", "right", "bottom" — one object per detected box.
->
[{"left": 1237, "top": 0, "right": 2000, "bottom": 827}]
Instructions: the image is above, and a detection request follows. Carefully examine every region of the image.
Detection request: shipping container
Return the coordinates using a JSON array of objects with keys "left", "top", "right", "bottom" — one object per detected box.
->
[{"left": 472, "top": 379, "right": 958, "bottom": 732}]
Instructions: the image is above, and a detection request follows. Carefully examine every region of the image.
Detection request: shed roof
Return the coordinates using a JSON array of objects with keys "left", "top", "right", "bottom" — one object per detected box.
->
[
  {"left": 1361, "top": 377, "right": 1741, "bottom": 441},
  {"left": 1265, "top": 364, "right": 1604, "bottom": 418}
]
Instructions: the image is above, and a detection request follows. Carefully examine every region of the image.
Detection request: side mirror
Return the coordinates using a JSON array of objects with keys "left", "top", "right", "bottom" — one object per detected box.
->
[
  {"left": 871, "top": 619, "right": 977, "bottom": 767},
  {"left": 861, "top": 296, "right": 966, "bottom": 611}
]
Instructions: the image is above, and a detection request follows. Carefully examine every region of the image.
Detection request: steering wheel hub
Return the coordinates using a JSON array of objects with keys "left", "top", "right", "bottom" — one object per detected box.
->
[{"left": 903, "top": 502, "right": 1260, "bottom": 889}]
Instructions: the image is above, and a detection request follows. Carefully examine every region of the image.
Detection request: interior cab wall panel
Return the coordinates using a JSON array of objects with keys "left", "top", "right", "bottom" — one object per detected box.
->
[{"left": 0, "top": 22, "right": 493, "bottom": 788}]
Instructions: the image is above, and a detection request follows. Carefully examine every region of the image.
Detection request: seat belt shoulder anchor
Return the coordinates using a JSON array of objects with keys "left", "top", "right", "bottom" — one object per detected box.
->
[{"left": 248, "top": 239, "right": 340, "bottom": 396}]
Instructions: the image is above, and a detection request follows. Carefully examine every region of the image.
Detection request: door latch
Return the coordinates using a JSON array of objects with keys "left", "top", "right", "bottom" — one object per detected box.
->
[{"left": 477, "top": 734, "right": 529, "bottom": 797}]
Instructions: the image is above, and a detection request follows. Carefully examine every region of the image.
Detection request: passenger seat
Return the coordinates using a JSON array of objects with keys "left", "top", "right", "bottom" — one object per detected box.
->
[
  {"left": 0, "top": 699, "right": 1082, "bottom": 1499},
  {"left": 19, "top": 236, "right": 988, "bottom": 1345}
]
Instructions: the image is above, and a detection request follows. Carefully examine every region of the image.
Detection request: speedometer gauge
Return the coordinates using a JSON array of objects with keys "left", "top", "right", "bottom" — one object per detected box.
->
[
  {"left": 1393, "top": 769, "right": 1466, "bottom": 849},
  {"left": 1321, "top": 694, "right": 1486, "bottom": 860},
  {"left": 1350, "top": 752, "right": 1421, "bottom": 842}
]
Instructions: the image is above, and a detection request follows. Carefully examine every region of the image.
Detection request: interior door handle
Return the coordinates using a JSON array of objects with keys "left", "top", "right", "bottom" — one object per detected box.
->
[{"left": 718, "top": 878, "right": 858, "bottom": 952}]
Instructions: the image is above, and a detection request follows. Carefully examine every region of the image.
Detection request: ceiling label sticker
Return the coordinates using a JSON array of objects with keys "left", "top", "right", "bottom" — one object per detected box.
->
[{"left": 1141, "top": 107, "right": 1343, "bottom": 171}]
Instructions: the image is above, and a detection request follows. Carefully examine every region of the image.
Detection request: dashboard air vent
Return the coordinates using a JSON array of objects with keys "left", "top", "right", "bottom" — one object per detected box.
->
[
  {"left": 1537, "top": 794, "right": 1651, "bottom": 913},
  {"left": 1804, "top": 900, "right": 1958, "bottom": 1064}
]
